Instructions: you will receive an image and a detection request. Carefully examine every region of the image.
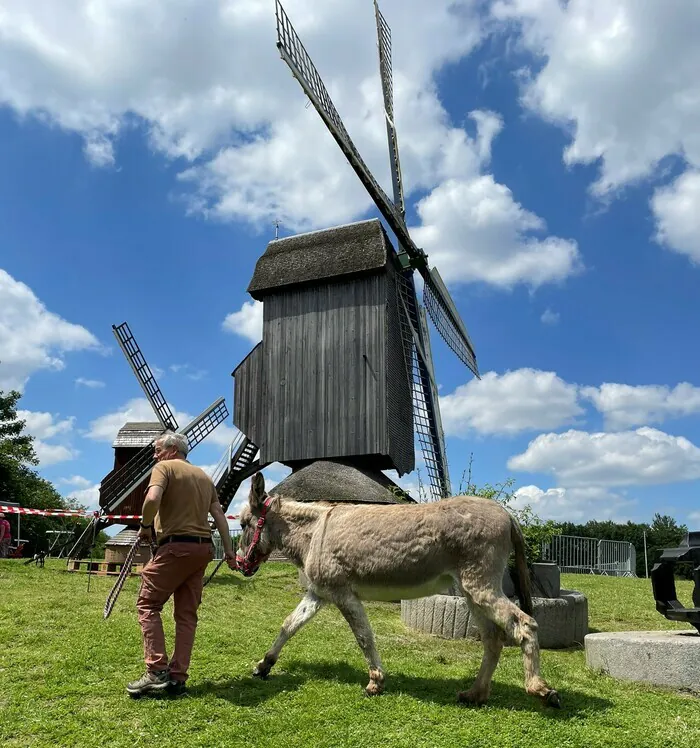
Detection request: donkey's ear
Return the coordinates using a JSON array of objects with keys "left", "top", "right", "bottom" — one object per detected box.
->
[{"left": 249, "top": 472, "right": 267, "bottom": 510}]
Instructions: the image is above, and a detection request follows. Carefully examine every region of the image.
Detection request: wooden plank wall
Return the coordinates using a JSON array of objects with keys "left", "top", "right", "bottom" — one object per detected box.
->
[{"left": 260, "top": 273, "right": 388, "bottom": 464}]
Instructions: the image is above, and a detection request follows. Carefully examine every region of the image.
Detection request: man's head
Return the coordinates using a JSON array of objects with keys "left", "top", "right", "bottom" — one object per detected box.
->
[
  {"left": 154, "top": 431, "right": 189, "bottom": 462},
  {"left": 0, "top": 512, "right": 4, "bottom": 519}
]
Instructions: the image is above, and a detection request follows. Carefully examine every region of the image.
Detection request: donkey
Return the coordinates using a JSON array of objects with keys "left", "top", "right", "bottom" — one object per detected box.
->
[{"left": 236, "top": 473, "right": 560, "bottom": 708}]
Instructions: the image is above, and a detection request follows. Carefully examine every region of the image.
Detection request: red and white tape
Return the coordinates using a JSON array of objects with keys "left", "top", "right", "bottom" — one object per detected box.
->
[{"left": 0, "top": 505, "right": 240, "bottom": 521}]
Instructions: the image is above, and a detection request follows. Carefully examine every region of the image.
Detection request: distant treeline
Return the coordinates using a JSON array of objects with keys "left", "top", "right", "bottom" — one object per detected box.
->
[{"left": 557, "top": 514, "right": 689, "bottom": 578}]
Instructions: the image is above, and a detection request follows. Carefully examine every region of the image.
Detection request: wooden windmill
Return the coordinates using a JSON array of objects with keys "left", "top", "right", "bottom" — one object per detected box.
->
[
  {"left": 231, "top": 1, "right": 480, "bottom": 504},
  {"left": 68, "top": 322, "right": 259, "bottom": 561}
]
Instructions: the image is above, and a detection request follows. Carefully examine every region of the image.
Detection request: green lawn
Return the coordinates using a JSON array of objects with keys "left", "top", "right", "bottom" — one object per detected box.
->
[{"left": 1, "top": 560, "right": 699, "bottom": 747}]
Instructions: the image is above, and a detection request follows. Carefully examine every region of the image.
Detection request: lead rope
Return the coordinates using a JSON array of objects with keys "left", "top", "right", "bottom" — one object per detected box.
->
[{"left": 103, "top": 537, "right": 157, "bottom": 620}]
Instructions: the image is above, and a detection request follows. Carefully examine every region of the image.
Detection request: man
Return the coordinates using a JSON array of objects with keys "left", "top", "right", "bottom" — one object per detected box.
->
[
  {"left": 127, "top": 431, "right": 236, "bottom": 697},
  {"left": 0, "top": 512, "right": 11, "bottom": 558}
]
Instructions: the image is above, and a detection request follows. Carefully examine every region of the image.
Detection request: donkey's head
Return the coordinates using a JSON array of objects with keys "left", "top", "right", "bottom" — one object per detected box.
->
[{"left": 236, "top": 472, "right": 281, "bottom": 577}]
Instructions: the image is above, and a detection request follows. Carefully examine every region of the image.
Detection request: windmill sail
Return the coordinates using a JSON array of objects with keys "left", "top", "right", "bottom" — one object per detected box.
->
[
  {"left": 396, "top": 272, "right": 450, "bottom": 501},
  {"left": 374, "top": 0, "right": 405, "bottom": 216},
  {"left": 275, "top": 0, "right": 478, "bottom": 379},
  {"left": 100, "top": 397, "right": 229, "bottom": 513},
  {"left": 424, "top": 269, "right": 479, "bottom": 376},
  {"left": 112, "top": 322, "right": 179, "bottom": 431}
]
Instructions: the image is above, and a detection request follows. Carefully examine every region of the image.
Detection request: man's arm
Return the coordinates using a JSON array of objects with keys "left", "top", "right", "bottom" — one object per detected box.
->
[
  {"left": 209, "top": 501, "right": 235, "bottom": 559},
  {"left": 138, "top": 485, "right": 164, "bottom": 542}
]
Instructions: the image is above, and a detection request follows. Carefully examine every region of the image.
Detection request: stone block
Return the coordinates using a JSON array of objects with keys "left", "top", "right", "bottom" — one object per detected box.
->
[{"left": 585, "top": 630, "right": 700, "bottom": 692}]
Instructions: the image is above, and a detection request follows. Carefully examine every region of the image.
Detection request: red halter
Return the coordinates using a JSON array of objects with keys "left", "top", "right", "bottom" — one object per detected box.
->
[{"left": 235, "top": 497, "right": 273, "bottom": 577}]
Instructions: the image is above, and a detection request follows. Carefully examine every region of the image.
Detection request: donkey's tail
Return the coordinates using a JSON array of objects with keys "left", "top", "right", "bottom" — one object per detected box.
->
[{"left": 509, "top": 515, "right": 534, "bottom": 617}]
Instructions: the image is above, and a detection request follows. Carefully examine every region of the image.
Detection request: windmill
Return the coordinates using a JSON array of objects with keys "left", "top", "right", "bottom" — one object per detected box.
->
[
  {"left": 68, "top": 322, "right": 258, "bottom": 562},
  {"left": 230, "top": 1, "right": 479, "bottom": 505}
]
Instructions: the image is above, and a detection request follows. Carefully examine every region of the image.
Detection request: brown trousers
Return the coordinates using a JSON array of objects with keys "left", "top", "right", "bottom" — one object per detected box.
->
[{"left": 136, "top": 542, "right": 214, "bottom": 681}]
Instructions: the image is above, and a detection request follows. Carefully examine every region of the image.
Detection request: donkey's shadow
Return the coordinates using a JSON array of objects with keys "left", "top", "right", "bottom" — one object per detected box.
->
[{"left": 192, "top": 659, "right": 611, "bottom": 718}]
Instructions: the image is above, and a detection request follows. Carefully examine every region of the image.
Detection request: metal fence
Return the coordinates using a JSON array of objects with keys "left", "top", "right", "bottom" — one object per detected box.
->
[
  {"left": 541, "top": 534, "right": 636, "bottom": 577},
  {"left": 212, "top": 529, "right": 242, "bottom": 560}
]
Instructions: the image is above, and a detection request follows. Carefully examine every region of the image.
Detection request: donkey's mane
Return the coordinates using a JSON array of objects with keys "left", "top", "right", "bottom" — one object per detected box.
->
[{"left": 277, "top": 497, "right": 329, "bottom": 523}]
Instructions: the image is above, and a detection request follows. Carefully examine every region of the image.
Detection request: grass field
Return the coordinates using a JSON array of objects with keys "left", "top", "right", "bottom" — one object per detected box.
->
[{"left": 1, "top": 559, "right": 699, "bottom": 747}]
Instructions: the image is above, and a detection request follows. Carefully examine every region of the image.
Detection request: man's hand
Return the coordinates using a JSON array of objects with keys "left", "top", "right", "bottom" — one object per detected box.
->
[
  {"left": 138, "top": 526, "right": 153, "bottom": 544},
  {"left": 225, "top": 549, "right": 237, "bottom": 570}
]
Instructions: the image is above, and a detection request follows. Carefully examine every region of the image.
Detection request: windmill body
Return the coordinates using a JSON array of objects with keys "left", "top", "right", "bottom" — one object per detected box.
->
[
  {"left": 229, "top": 2, "right": 480, "bottom": 504},
  {"left": 234, "top": 219, "right": 413, "bottom": 477}
]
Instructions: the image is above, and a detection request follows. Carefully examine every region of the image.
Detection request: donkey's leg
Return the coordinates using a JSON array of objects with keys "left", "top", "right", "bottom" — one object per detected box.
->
[
  {"left": 332, "top": 593, "right": 384, "bottom": 696},
  {"left": 460, "top": 571, "right": 560, "bottom": 707},
  {"left": 253, "top": 591, "right": 325, "bottom": 678},
  {"left": 456, "top": 605, "right": 505, "bottom": 706}
]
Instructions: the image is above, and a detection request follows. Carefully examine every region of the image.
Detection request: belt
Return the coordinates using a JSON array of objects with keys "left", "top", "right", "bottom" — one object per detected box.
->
[{"left": 158, "top": 535, "right": 212, "bottom": 546}]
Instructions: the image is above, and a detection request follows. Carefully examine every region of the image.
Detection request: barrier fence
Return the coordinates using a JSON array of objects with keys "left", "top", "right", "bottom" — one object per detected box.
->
[{"left": 541, "top": 534, "right": 636, "bottom": 577}]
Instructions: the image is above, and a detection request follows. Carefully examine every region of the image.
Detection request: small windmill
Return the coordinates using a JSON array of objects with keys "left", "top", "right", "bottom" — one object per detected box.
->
[
  {"left": 68, "top": 322, "right": 258, "bottom": 560},
  {"left": 231, "top": 1, "right": 479, "bottom": 504}
]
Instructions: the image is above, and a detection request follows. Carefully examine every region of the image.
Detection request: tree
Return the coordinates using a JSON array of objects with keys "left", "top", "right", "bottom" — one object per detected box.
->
[{"left": 0, "top": 389, "right": 106, "bottom": 558}]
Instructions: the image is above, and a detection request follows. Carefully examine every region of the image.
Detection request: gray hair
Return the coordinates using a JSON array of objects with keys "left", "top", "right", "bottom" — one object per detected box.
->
[{"left": 157, "top": 431, "right": 189, "bottom": 456}]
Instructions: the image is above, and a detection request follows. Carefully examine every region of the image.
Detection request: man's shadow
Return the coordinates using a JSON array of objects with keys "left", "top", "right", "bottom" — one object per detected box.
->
[{"left": 190, "top": 659, "right": 612, "bottom": 717}]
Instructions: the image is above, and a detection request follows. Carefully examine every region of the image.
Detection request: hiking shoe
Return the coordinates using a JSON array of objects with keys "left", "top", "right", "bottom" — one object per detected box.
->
[
  {"left": 166, "top": 679, "right": 187, "bottom": 696},
  {"left": 126, "top": 669, "right": 169, "bottom": 697}
]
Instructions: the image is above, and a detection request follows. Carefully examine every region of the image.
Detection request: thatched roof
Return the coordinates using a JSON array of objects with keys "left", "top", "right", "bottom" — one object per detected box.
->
[
  {"left": 271, "top": 460, "right": 416, "bottom": 504},
  {"left": 112, "top": 422, "right": 163, "bottom": 448},
  {"left": 248, "top": 219, "right": 392, "bottom": 299}
]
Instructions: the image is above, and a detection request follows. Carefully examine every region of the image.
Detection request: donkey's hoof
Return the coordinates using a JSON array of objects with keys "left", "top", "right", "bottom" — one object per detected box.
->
[
  {"left": 457, "top": 689, "right": 488, "bottom": 706},
  {"left": 364, "top": 682, "right": 384, "bottom": 697},
  {"left": 252, "top": 665, "right": 270, "bottom": 680},
  {"left": 545, "top": 689, "right": 561, "bottom": 709}
]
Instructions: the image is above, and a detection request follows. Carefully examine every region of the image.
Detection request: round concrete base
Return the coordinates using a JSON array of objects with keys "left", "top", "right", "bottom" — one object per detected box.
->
[
  {"left": 585, "top": 630, "right": 700, "bottom": 692},
  {"left": 401, "top": 590, "right": 588, "bottom": 649}
]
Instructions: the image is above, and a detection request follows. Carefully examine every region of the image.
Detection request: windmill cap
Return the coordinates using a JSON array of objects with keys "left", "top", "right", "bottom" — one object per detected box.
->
[{"left": 247, "top": 219, "right": 393, "bottom": 299}]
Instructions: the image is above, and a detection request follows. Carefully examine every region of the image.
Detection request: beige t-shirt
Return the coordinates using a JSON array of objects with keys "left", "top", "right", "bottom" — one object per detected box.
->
[{"left": 148, "top": 459, "right": 220, "bottom": 538}]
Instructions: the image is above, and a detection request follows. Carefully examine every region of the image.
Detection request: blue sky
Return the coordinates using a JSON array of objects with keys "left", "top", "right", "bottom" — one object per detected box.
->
[{"left": 2, "top": 0, "right": 700, "bottom": 529}]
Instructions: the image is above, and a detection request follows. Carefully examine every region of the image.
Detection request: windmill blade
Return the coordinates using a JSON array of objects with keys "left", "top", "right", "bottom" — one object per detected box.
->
[
  {"left": 374, "top": 0, "right": 405, "bottom": 216},
  {"left": 275, "top": 0, "right": 425, "bottom": 269},
  {"left": 100, "top": 397, "right": 229, "bottom": 513},
  {"left": 112, "top": 322, "right": 178, "bottom": 431},
  {"left": 423, "top": 268, "right": 479, "bottom": 377},
  {"left": 396, "top": 272, "right": 451, "bottom": 501}
]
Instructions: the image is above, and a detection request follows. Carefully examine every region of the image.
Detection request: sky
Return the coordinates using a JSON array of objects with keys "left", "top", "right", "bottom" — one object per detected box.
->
[{"left": 2, "top": 0, "right": 700, "bottom": 531}]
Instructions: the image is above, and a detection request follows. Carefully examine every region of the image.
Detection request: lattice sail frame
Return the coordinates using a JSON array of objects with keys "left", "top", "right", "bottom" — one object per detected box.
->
[{"left": 112, "top": 322, "right": 179, "bottom": 430}]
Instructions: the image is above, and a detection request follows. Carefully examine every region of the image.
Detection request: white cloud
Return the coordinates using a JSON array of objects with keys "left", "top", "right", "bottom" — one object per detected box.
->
[
  {"left": 169, "top": 364, "right": 207, "bottom": 381},
  {"left": 493, "top": 0, "right": 700, "bottom": 195},
  {"left": 75, "top": 377, "right": 105, "bottom": 388},
  {"left": 0, "top": 269, "right": 101, "bottom": 391},
  {"left": 581, "top": 382, "right": 700, "bottom": 430},
  {"left": 33, "top": 442, "right": 77, "bottom": 466},
  {"left": 18, "top": 410, "right": 75, "bottom": 440},
  {"left": 512, "top": 484, "right": 634, "bottom": 522},
  {"left": 0, "top": 1, "right": 576, "bottom": 290},
  {"left": 17, "top": 409, "right": 77, "bottom": 466},
  {"left": 412, "top": 174, "right": 582, "bottom": 288},
  {"left": 65, "top": 483, "right": 101, "bottom": 511},
  {"left": 540, "top": 308, "right": 559, "bottom": 325},
  {"left": 223, "top": 300, "right": 263, "bottom": 344},
  {"left": 440, "top": 368, "right": 582, "bottom": 436},
  {"left": 508, "top": 427, "right": 700, "bottom": 487},
  {"left": 651, "top": 170, "right": 700, "bottom": 263},
  {"left": 85, "top": 397, "right": 166, "bottom": 442},
  {"left": 58, "top": 475, "right": 93, "bottom": 489}
]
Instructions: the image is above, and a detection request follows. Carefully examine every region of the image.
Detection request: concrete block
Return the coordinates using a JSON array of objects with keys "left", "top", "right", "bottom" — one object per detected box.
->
[
  {"left": 585, "top": 630, "right": 700, "bottom": 692},
  {"left": 400, "top": 589, "right": 587, "bottom": 649}
]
